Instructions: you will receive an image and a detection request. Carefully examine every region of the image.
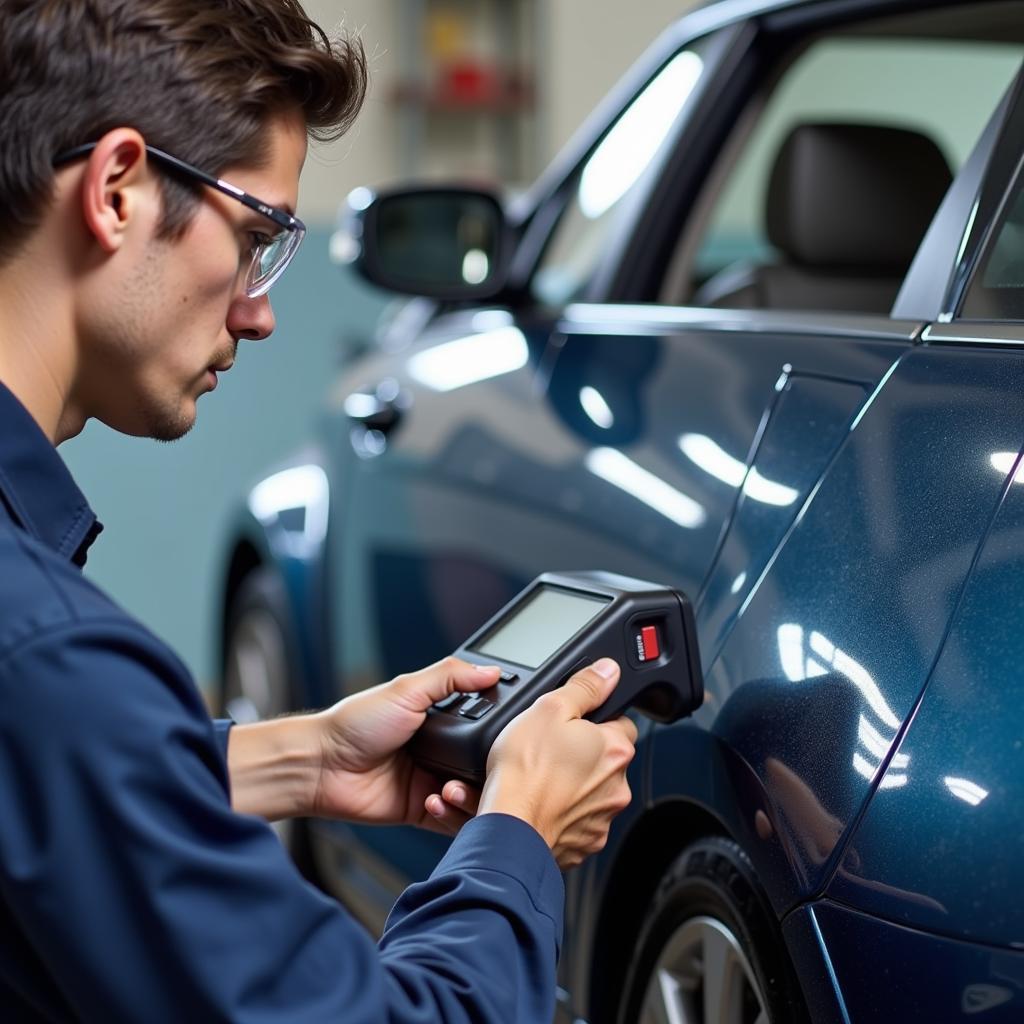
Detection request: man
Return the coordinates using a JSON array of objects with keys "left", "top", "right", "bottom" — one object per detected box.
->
[{"left": 0, "top": 1, "right": 638, "bottom": 1020}]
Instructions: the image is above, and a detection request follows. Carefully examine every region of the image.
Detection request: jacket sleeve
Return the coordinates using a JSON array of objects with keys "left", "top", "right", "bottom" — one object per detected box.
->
[{"left": 0, "top": 620, "right": 563, "bottom": 1023}]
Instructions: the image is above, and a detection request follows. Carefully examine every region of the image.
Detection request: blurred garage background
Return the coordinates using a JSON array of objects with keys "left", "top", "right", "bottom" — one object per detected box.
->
[{"left": 60, "top": 0, "right": 696, "bottom": 696}]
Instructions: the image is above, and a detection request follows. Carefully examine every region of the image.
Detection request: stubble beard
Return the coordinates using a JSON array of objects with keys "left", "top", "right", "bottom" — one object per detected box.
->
[{"left": 150, "top": 405, "right": 196, "bottom": 443}]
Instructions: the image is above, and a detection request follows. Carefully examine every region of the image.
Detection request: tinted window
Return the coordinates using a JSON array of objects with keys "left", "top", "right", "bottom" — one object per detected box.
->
[
  {"left": 659, "top": 13, "right": 1023, "bottom": 313},
  {"left": 530, "top": 39, "right": 709, "bottom": 309},
  {"left": 961, "top": 168, "right": 1024, "bottom": 320}
]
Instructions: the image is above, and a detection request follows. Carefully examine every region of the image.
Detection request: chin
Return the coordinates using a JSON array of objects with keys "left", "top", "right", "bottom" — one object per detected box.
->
[
  {"left": 136, "top": 399, "right": 198, "bottom": 443},
  {"left": 151, "top": 418, "right": 196, "bottom": 444},
  {"left": 153, "top": 407, "right": 197, "bottom": 442},
  {"left": 97, "top": 391, "right": 197, "bottom": 442}
]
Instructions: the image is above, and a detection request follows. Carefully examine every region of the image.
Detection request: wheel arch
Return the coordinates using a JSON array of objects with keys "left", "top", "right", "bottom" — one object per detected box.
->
[
  {"left": 220, "top": 537, "right": 265, "bottom": 681},
  {"left": 586, "top": 798, "right": 729, "bottom": 1024},
  {"left": 219, "top": 448, "right": 336, "bottom": 709}
]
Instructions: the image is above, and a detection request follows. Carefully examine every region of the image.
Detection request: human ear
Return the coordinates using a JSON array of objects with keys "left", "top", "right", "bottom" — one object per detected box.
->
[{"left": 78, "top": 129, "right": 152, "bottom": 254}]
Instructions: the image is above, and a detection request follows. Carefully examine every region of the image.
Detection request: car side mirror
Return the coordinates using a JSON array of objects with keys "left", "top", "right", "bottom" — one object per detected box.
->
[{"left": 333, "top": 186, "right": 510, "bottom": 300}]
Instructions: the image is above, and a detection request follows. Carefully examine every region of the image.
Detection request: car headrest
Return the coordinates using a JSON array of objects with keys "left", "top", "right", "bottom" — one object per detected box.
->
[{"left": 766, "top": 123, "right": 952, "bottom": 272}]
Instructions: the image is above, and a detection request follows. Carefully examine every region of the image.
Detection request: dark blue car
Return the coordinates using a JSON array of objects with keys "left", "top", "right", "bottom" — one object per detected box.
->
[{"left": 217, "top": 0, "right": 1024, "bottom": 1019}]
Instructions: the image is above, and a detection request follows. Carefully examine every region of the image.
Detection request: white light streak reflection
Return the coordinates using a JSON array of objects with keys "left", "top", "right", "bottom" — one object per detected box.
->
[
  {"left": 407, "top": 327, "right": 528, "bottom": 392},
  {"left": 777, "top": 625, "right": 908, "bottom": 789},
  {"left": 580, "top": 387, "right": 614, "bottom": 429},
  {"left": 585, "top": 448, "right": 705, "bottom": 529},
  {"left": 678, "top": 434, "right": 798, "bottom": 506},
  {"left": 944, "top": 776, "right": 989, "bottom": 806},
  {"left": 578, "top": 52, "right": 703, "bottom": 219},
  {"left": 877, "top": 770, "right": 908, "bottom": 790},
  {"left": 809, "top": 631, "right": 900, "bottom": 730},
  {"left": 857, "top": 714, "right": 890, "bottom": 761},
  {"left": 990, "top": 452, "right": 1024, "bottom": 483},
  {"left": 248, "top": 465, "right": 329, "bottom": 553},
  {"left": 745, "top": 470, "right": 800, "bottom": 507}
]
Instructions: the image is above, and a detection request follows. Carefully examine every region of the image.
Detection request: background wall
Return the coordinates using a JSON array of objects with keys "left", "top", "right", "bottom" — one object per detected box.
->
[{"left": 61, "top": 0, "right": 696, "bottom": 694}]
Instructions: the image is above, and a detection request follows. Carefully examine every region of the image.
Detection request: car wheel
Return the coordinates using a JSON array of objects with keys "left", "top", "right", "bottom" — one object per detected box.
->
[
  {"left": 223, "top": 569, "right": 295, "bottom": 725},
  {"left": 617, "top": 837, "right": 805, "bottom": 1024},
  {"left": 221, "top": 568, "right": 318, "bottom": 880}
]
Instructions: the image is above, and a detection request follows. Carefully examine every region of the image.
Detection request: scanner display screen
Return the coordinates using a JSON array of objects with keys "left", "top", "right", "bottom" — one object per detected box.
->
[{"left": 472, "top": 586, "right": 610, "bottom": 669}]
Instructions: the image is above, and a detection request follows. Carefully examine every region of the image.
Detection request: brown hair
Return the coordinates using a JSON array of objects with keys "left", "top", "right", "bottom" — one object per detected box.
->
[{"left": 0, "top": 0, "right": 367, "bottom": 262}]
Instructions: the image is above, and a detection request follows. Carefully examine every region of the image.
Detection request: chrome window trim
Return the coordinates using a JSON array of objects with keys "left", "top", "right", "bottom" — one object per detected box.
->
[
  {"left": 560, "top": 303, "right": 922, "bottom": 342},
  {"left": 921, "top": 321, "right": 1024, "bottom": 346}
]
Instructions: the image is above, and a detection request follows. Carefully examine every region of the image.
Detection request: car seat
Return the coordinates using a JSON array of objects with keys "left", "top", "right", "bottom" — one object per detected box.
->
[{"left": 693, "top": 122, "right": 953, "bottom": 314}]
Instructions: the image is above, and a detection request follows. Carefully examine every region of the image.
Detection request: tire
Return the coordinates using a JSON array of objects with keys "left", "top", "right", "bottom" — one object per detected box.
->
[
  {"left": 221, "top": 568, "right": 319, "bottom": 884},
  {"left": 617, "top": 838, "right": 806, "bottom": 1024}
]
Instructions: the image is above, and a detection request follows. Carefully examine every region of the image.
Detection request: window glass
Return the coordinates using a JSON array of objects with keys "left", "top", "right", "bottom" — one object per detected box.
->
[
  {"left": 961, "top": 172, "right": 1024, "bottom": 320},
  {"left": 664, "top": 29, "right": 1022, "bottom": 312},
  {"left": 530, "top": 40, "right": 708, "bottom": 309}
]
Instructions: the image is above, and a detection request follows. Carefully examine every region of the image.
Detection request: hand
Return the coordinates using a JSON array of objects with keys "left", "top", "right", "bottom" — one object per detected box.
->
[
  {"left": 477, "top": 658, "right": 638, "bottom": 869},
  {"left": 311, "top": 657, "right": 499, "bottom": 833}
]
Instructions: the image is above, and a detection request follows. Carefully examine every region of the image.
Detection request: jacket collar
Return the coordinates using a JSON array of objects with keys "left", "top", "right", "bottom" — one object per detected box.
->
[{"left": 0, "top": 380, "right": 103, "bottom": 566}]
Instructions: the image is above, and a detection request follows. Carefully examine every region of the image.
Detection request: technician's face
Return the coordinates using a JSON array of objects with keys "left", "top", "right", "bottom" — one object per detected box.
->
[{"left": 89, "top": 112, "right": 307, "bottom": 441}]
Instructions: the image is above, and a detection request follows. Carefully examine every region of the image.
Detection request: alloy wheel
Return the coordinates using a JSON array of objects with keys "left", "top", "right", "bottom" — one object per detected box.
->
[{"left": 638, "top": 915, "right": 768, "bottom": 1024}]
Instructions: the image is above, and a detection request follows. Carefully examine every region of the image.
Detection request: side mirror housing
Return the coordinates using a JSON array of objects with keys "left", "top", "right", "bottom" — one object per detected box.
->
[{"left": 333, "top": 185, "right": 510, "bottom": 300}]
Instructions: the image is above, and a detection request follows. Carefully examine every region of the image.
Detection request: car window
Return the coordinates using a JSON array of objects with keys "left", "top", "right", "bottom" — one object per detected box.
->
[
  {"left": 660, "top": 18, "right": 1023, "bottom": 314},
  {"left": 530, "top": 38, "right": 709, "bottom": 310},
  {"left": 960, "top": 167, "right": 1024, "bottom": 321}
]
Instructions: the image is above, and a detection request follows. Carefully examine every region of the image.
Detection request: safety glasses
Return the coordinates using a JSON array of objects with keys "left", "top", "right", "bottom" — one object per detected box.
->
[{"left": 53, "top": 143, "right": 306, "bottom": 297}]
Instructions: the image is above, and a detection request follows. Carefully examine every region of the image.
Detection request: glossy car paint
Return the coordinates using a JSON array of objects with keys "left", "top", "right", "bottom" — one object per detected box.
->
[
  {"left": 792, "top": 901, "right": 1024, "bottom": 1020},
  {"left": 560, "top": 329, "right": 1024, "bottom": 1017},
  {"left": 217, "top": 0, "right": 1024, "bottom": 1019},
  {"left": 827, "top": 356, "right": 1024, "bottom": 947}
]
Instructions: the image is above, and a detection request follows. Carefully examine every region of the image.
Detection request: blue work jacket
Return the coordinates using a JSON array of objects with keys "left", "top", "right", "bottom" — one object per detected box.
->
[{"left": 0, "top": 381, "right": 563, "bottom": 1021}]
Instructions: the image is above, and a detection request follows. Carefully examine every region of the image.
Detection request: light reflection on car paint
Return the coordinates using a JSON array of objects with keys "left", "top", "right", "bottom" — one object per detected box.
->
[
  {"left": 776, "top": 623, "right": 909, "bottom": 789},
  {"left": 406, "top": 326, "right": 529, "bottom": 392}
]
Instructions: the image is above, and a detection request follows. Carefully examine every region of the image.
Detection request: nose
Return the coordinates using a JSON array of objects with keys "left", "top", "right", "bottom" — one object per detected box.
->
[{"left": 227, "top": 292, "right": 276, "bottom": 342}]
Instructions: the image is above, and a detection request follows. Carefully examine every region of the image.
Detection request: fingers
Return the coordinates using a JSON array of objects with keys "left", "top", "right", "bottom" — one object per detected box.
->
[
  {"left": 554, "top": 658, "right": 620, "bottom": 719},
  {"left": 423, "top": 780, "right": 481, "bottom": 836},
  {"left": 393, "top": 656, "right": 501, "bottom": 713},
  {"left": 441, "top": 779, "right": 481, "bottom": 816},
  {"left": 423, "top": 794, "right": 470, "bottom": 835},
  {"left": 604, "top": 713, "right": 639, "bottom": 746}
]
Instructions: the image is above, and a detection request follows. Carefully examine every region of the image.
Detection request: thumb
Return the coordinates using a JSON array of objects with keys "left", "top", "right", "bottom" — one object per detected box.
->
[
  {"left": 558, "top": 658, "right": 620, "bottom": 719},
  {"left": 394, "top": 657, "right": 500, "bottom": 713}
]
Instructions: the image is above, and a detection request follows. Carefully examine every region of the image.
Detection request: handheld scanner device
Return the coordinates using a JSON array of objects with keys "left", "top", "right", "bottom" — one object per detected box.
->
[{"left": 409, "top": 570, "right": 703, "bottom": 785}]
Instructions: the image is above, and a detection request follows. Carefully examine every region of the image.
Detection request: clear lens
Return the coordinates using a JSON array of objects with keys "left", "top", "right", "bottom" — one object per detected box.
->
[{"left": 246, "top": 226, "right": 305, "bottom": 297}]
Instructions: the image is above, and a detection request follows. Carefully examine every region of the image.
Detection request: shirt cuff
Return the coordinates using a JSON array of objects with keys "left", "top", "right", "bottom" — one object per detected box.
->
[
  {"left": 212, "top": 718, "right": 234, "bottom": 763},
  {"left": 433, "top": 813, "right": 564, "bottom": 948}
]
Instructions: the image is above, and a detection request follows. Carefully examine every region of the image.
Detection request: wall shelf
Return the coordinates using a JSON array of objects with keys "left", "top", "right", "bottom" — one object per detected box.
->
[{"left": 395, "top": 0, "right": 540, "bottom": 184}]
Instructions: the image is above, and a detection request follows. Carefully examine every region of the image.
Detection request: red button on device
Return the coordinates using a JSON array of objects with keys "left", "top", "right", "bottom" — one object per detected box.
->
[{"left": 640, "top": 625, "right": 660, "bottom": 661}]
